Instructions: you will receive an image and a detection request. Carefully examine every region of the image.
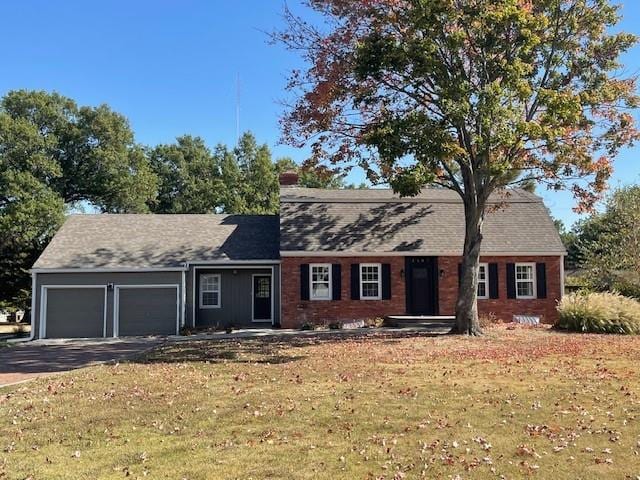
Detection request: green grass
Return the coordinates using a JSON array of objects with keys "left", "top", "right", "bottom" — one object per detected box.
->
[{"left": 3, "top": 327, "right": 640, "bottom": 479}]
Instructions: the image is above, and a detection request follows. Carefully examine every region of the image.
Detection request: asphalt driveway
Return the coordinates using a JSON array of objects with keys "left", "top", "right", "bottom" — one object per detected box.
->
[{"left": 0, "top": 338, "right": 165, "bottom": 387}]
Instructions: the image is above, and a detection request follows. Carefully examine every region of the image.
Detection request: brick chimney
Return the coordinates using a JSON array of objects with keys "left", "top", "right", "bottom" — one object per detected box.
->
[{"left": 279, "top": 170, "right": 299, "bottom": 187}]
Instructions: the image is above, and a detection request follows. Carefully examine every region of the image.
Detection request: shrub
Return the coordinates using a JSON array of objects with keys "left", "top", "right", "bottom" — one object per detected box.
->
[
  {"left": 364, "top": 317, "right": 385, "bottom": 328},
  {"left": 479, "top": 312, "right": 500, "bottom": 329},
  {"left": 556, "top": 292, "right": 640, "bottom": 334}
]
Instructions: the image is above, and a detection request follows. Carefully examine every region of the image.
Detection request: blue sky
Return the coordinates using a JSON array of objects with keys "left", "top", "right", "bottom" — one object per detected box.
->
[{"left": 1, "top": 0, "right": 639, "bottom": 227}]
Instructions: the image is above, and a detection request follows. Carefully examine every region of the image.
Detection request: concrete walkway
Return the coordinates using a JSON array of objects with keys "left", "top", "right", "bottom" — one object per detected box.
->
[{"left": 168, "top": 324, "right": 452, "bottom": 342}]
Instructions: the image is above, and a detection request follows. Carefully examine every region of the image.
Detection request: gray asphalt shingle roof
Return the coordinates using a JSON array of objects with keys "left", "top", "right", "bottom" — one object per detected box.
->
[
  {"left": 33, "top": 214, "right": 280, "bottom": 269},
  {"left": 279, "top": 187, "right": 566, "bottom": 255},
  {"left": 34, "top": 187, "right": 565, "bottom": 270}
]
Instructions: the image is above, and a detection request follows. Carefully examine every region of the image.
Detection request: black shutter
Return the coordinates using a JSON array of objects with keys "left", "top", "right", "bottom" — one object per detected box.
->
[
  {"left": 350, "top": 264, "right": 360, "bottom": 300},
  {"left": 536, "top": 263, "right": 547, "bottom": 299},
  {"left": 506, "top": 263, "right": 516, "bottom": 299},
  {"left": 332, "top": 264, "right": 341, "bottom": 300},
  {"left": 300, "top": 264, "right": 310, "bottom": 300},
  {"left": 458, "top": 263, "right": 463, "bottom": 289},
  {"left": 381, "top": 264, "right": 391, "bottom": 300},
  {"left": 489, "top": 263, "right": 499, "bottom": 299}
]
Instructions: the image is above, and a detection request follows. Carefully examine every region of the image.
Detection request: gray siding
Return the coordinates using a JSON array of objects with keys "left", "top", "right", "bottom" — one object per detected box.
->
[
  {"left": 186, "top": 264, "right": 281, "bottom": 328},
  {"left": 33, "top": 265, "right": 280, "bottom": 338},
  {"left": 34, "top": 271, "right": 183, "bottom": 339}
]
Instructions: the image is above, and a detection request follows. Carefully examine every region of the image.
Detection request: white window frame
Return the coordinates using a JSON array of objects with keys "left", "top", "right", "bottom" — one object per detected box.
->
[
  {"left": 515, "top": 262, "right": 536, "bottom": 299},
  {"left": 477, "top": 263, "right": 489, "bottom": 299},
  {"left": 309, "top": 263, "right": 332, "bottom": 301},
  {"left": 199, "top": 274, "right": 221, "bottom": 308},
  {"left": 359, "top": 263, "right": 382, "bottom": 300}
]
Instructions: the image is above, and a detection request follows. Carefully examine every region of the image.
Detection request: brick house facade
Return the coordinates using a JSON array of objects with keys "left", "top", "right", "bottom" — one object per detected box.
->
[
  {"left": 280, "top": 255, "right": 562, "bottom": 328},
  {"left": 279, "top": 179, "right": 566, "bottom": 329}
]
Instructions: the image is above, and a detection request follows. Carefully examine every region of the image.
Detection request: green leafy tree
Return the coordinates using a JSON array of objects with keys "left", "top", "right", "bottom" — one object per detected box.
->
[
  {"left": 149, "top": 135, "right": 222, "bottom": 213},
  {"left": 576, "top": 185, "right": 640, "bottom": 298},
  {"left": 218, "top": 144, "right": 247, "bottom": 213},
  {"left": 239, "top": 135, "right": 280, "bottom": 214},
  {"left": 2, "top": 91, "right": 156, "bottom": 212},
  {"left": 0, "top": 90, "right": 157, "bottom": 309},
  {"left": 219, "top": 132, "right": 280, "bottom": 214},
  {"left": 276, "top": 0, "right": 638, "bottom": 334}
]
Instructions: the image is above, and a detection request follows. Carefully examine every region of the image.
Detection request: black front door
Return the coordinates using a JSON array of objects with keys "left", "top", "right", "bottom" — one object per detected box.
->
[
  {"left": 253, "top": 275, "right": 272, "bottom": 321},
  {"left": 406, "top": 257, "right": 439, "bottom": 315}
]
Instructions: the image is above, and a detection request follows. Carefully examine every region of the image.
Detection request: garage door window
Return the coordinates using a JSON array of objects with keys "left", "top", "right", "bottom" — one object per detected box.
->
[{"left": 200, "top": 274, "right": 221, "bottom": 308}]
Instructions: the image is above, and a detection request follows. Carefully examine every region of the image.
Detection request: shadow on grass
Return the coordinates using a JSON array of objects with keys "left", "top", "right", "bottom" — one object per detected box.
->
[{"left": 140, "top": 329, "right": 446, "bottom": 365}]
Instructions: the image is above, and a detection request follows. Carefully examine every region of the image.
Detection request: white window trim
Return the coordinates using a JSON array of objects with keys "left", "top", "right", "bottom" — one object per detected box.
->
[
  {"left": 199, "top": 274, "right": 221, "bottom": 309},
  {"left": 251, "top": 274, "right": 273, "bottom": 322},
  {"left": 477, "top": 263, "right": 489, "bottom": 299},
  {"left": 359, "top": 263, "right": 382, "bottom": 300},
  {"left": 310, "top": 263, "right": 332, "bottom": 301},
  {"left": 515, "top": 262, "right": 537, "bottom": 299}
]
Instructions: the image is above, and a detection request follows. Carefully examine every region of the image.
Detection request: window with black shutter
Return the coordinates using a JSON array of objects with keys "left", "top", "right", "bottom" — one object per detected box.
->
[
  {"left": 382, "top": 263, "right": 391, "bottom": 300},
  {"left": 536, "top": 263, "right": 547, "bottom": 299},
  {"left": 489, "top": 263, "right": 499, "bottom": 299},
  {"left": 350, "top": 264, "right": 360, "bottom": 300},
  {"left": 506, "top": 263, "right": 516, "bottom": 299},
  {"left": 331, "top": 264, "right": 341, "bottom": 300},
  {"left": 300, "top": 264, "right": 310, "bottom": 300}
]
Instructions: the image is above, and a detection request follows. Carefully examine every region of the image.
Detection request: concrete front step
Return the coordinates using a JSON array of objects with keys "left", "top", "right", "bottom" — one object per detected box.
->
[{"left": 385, "top": 315, "right": 455, "bottom": 329}]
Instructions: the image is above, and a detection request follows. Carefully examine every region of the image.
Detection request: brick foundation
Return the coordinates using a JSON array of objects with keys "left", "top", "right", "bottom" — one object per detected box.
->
[{"left": 280, "top": 255, "right": 562, "bottom": 328}]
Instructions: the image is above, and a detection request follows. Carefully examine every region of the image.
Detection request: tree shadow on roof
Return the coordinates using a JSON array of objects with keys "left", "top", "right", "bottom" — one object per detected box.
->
[{"left": 279, "top": 202, "right": 432, "bottom": 251}]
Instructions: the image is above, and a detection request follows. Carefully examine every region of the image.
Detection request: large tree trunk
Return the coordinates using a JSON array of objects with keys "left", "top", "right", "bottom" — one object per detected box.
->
[{"left": 451, "top": 198, "right": 485, "bottom": 335}]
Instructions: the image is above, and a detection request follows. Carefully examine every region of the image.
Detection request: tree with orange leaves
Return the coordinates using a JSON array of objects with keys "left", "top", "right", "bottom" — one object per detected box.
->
[{"left": 275, "top": 0, "right": 639, "bottom": 335}]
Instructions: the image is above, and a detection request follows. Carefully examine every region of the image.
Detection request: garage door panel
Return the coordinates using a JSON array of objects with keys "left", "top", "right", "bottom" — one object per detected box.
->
[
  {"left": 118, "top": 288, "right": 177, "bottom": 336},
  {"left": 45, "top": 288, "right": 105, "bottom": 338}
]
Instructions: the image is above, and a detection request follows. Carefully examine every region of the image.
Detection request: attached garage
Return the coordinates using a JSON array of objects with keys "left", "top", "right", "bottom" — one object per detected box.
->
[
  {"left": 29, "top": 214, "right": 280, "bottom": 339},
  {"left": 41, "top": 286, "right": 107, "bottom": 339},
  {"left": 115, "top": 285, "right": 179, "bottom": 336}
]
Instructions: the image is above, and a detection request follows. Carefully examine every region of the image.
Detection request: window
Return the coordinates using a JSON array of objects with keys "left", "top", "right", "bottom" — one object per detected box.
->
[
  {"left": 200, "top": 274, "right": 221, "bottom": 308},
  {"left": 310, "top": 264, "right": 332, "bottom": 300},
  {"left": 477, "top": 263, "right": 489, "bottom": 299},
  {"left": 360, "top": 263, "right": 381, "bottom": 300},
  {"left": 255, "top": 277, "right": 270, "bottom": 298},
  {"left": 515, "top": 263, "right": 536, "bottom": 299}
]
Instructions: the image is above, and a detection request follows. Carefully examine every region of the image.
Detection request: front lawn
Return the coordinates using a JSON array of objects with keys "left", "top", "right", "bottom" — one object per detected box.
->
[{"left": 3, "top": 327, "right": 640, "bottom": 479}]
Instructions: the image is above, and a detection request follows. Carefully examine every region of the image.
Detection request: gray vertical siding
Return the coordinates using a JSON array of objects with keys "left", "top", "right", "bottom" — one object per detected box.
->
[
  {"left": 33, "top": 264, "right": 280, "bottom": 339},
  {"left": 186, "top": 264, "right": 280, "bottom": 328}
]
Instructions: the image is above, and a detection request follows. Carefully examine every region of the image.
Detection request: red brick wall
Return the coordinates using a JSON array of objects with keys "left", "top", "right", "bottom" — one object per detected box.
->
[
  {"left": 280, "top": 257, "right": 405, "bottom": 328},
  {"left": 438, "top": 256, "right": 562, "bottom": 324},
  {"left": 280, "top": 255, "right": 563, "bottom": 328}
]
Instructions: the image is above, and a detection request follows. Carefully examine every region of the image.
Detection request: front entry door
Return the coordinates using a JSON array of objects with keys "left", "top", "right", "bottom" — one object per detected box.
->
[
  {"left": 252, "top": 275, "right": 272, "bottom": 322},
  {"left": 406, "top": 257, "right": 438, "bottom": 315}
]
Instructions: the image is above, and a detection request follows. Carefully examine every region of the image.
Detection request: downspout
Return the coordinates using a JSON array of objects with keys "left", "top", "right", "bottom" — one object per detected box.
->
[
  {"left": 560, "top": 254, "right": 565, "bottom": 299},
  {"left": 181, "top": 266, "right": 187, "bottom": 328},
  {"left": 8, "top": 271, "right": 37, "bottom": 343}
]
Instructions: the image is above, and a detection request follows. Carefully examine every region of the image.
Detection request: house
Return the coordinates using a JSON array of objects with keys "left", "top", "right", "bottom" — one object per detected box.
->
[{"left": 29, "top": 172, "right": 565, "bottom": 339}]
